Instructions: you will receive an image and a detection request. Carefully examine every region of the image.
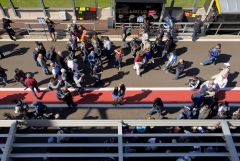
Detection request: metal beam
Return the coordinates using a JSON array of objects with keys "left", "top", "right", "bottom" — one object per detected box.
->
[
  {"left": 40, "top": 0, "right": 47, "bottom": 17},
  {"left": 206, "top": 0, "right": 215, "bottom": 16},
  {"left": 118, "top": 122, "right": 123, "bottom": 161},
  {"left": 1, "top": 122, "right": 16, "bottom": 161},
  {"left": 0, "top": 3, "right": 7, "bottom": 17},
  {"left": 221, "top": 121, "right": 239, "bottom": 161},
  {"left": 8, "top": 0, "right": 17, "bottom": 17},
  {"left": 192, "top": 0, "right": 198, "bottom": 13},
  {"left": 71, "top": 0, "right": 76, "bottom": 19},
  {"left": 159, "top": 3, "right": 165, "bottom": 22}
]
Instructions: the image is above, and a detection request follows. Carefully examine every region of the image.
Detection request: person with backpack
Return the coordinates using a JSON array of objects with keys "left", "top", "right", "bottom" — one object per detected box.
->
[{"left": 146, "top": 97, "right": 166, "bottom": 119}]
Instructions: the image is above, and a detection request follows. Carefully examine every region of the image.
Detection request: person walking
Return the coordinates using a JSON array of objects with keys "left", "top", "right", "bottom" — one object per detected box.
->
[
  {"left": 103, "top": 37, "right": 112, "bottom": 61},
  {"left": 112, "top": 87, "right": 119, "bottom": 106},
  {"left": 37, "top": 54, "right": 50, "bottom": 75},
  {"left": 2, "top": 18, "right": 16, "bottom": 41},
  {"left": 118, "top": 83, "right": 126, "bottom": 105},
  {"left": 24, "top": 74, "right": 42, "bottom": 99},
  {"left": 114, "top": 47, "right": 124, "bottom": 71},
  {"left": 14, "top": 68, "right": 26, "bottom": 87},
  {"left": 192, "top": 16, "right": 203, "bottom": 42},
  {"left": 200, "top": 44, "right": 221, "bottom": 66},
  {"left": 93, "top": 63, "right": 103, "bottom": 86},
  {"left": 73, "top": 71, "right": 85, "bottom": 96},
  {"left": 50, "top": 62, "right": 60, "bottom": 79},
  {"left": 46, "top": 18, "right": 56, "bottom": 41},
  {"left": 133, "top": 53, "right": 144, "bottom": 76},
  {"left": 56, "top": 51, "right": 66, "bottom": 69}
]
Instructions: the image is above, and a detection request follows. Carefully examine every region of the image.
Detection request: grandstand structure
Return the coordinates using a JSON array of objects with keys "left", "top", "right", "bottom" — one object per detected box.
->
[{"left": 0, "top": 120, "right": 240, "bottom": 161}]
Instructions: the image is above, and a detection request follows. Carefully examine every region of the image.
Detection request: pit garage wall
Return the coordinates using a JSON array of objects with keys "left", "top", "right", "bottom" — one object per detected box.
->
[{"left": 0, "top": 8, "right": 111, "bottom": 20}]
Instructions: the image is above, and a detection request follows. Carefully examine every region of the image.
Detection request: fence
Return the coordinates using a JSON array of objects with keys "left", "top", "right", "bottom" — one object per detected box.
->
[
  {"left": 0, "top": 120, "right": 240, "bottom": 161},
  {"left": 115, "top": 22, "right": 240, "bottom": 35}
]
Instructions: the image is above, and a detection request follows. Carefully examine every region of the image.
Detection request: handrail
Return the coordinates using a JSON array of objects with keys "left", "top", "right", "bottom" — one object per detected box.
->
[{"left": 0, "top": 120, "right": 240, "bottom": 161}]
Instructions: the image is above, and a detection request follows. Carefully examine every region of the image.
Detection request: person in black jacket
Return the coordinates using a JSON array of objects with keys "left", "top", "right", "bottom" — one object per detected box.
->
[
  {"left": 161, "top": 34, "right": 174, "bottom": 58},
  {"left": 2, "top": 18, "right": 16, "bottom": 41},
  {"left": 192, "top": 16, "right": 203, "bottom": 42}
]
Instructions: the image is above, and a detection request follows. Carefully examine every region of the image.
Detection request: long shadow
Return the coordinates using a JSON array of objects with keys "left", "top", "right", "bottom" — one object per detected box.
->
[
  {"left": 227, "top": 71, "right": 239, "bottom": 87},
  {"left": 183, "top": 67, "right": 200, "bottom": 77},
  {"left": 0, "top": 93, "right": 28, "bottom": 104},
  {"left": 176, "top": 47, "right": 188, "bottom": 56},
  {"left": 58, "top": 107, "right": 78, "bottom": 119},
  {"left": 79, "top": 92, "right": 103, "bottom": 104},
  {"left": 38, "top": 77, "right": 51, "bottom": 86},
  {"left": 216, "top": 53, "right": 232, "bottom": 64},
  {"left": 102, "top": 71, "right": 130, "bottom": 87},
  {"left": 140, "top": 58, "right": 165, "bottom": 75},
  {"left": 0, "top": 43, "right": 19, "bottom": 53},
  {"left": 125, "top": 90, "right": 152, "bottom": 103},
  {"left": 4, "top": 47, "right": 29, "bottom": 58}
]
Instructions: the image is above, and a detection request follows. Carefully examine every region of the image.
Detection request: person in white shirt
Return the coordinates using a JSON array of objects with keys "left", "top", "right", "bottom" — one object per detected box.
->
[
  {"left": 211, "top": 63, "right": 230, "bottom": 89},
  {"left": 162, "top": 50, "right": 177, "bottom": 71},
  {"left": 103, "top": 37, "right": 112, "bottom": 60}
]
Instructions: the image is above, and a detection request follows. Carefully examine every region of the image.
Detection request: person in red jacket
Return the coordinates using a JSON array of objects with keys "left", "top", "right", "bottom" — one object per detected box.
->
[{"left": 24, "top": 73, "right": 42, "bottom": 99}]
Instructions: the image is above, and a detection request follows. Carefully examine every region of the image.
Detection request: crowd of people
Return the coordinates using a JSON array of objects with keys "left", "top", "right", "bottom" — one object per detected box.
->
[{"left": 0, "top": 15, "right": 238, "bottom": 161}]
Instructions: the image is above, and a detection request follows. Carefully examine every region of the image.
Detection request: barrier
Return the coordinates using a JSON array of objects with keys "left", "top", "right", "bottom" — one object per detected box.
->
[{"left": 0, "top": 120, "right": 240, "bottom": 161}]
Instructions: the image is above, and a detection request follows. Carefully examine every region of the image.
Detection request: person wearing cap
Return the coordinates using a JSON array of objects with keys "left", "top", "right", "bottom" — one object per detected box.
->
[
  {"left": 24, "top": 74, "right": 42, "bottom": 99},
  {"left": 200, "top": 43, "right": 221, "bottom": 66}
]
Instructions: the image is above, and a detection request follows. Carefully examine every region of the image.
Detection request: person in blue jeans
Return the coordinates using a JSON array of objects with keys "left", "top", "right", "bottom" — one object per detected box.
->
[{"left": 200, "top": 44, "right": 221, "bottom": 66}]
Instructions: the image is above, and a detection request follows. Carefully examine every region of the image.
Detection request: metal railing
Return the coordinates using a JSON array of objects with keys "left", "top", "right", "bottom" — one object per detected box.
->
[
  {"left": 115, "top": 21, "right": 240, "bottom": 36},
  {"left": 1, "top": 120, "right": 240, "bottom": 161}
]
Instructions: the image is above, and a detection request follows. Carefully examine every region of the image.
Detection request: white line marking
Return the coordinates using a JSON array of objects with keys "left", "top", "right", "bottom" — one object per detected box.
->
[
  {"left": 0, "top": 87, "right": 240, "bottom": 91},
  {"left": 1, "top": 38, "right": 240, "bottom": 42},
  {"left": 0, "top": 103, "right": 240, "bottom": 109}
]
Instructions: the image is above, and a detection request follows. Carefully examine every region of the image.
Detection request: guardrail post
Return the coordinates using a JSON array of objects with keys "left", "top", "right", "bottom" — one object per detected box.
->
[
  {"left": 159, "top": 3, "right": 165, "bottom": 22},
  {"left": 71, "top": 0, "right": 76, "bottom": 20},
  {"left": 40, "top": 0, "right": 47, "bottom": 17},
  {"left": 118, "top": 122, "right": 123, "bottom": 161},
  {"left": 8, "top": 0, "right": 18, "bottom": 17},
  {"left": 221, "top": 121, "right": 239, "bottom": 161},
  {"left": 192, "top": 0, "right": 198, "bottom": 13},
  {"left": 0, "top": 3, "right": 7, "bottom": 17},
  {"left": 1, "top": 121, "right": 17, "bottom": 161}
]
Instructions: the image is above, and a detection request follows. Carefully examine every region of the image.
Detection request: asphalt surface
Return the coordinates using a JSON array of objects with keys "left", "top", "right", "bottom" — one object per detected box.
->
[
  {"left": 0, "top": 41, "right": 239, "bottom": 120},
  {"left": 0, "top": 41, "right": 239, "bottom": 88}
]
